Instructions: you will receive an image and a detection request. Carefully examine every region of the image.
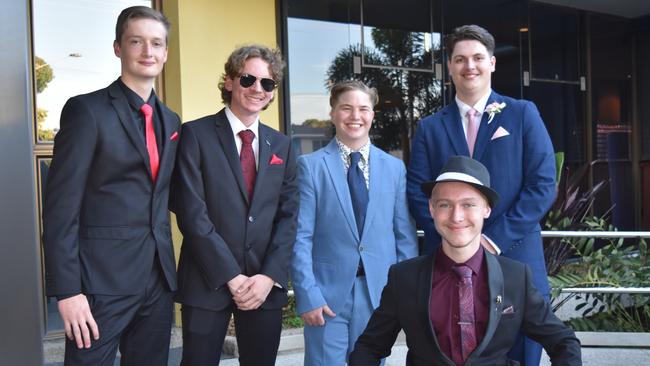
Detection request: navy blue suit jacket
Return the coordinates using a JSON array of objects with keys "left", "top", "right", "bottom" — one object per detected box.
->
[{"left": 406, "top": 91, "right": 556, "bottom": 294}]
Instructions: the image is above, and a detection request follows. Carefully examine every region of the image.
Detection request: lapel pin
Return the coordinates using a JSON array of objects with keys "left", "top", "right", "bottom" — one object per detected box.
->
[
  {"left": 496, "top": 295, "right": 502, "bottom": 304},
  {"left": 265, "top": 138, "right": 271, "bottom": 147}
]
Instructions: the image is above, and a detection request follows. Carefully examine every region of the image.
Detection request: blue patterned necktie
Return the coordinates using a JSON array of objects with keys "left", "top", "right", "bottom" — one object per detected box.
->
[{"left": 347, "top": 152, "right": 368, "bottom": 237}]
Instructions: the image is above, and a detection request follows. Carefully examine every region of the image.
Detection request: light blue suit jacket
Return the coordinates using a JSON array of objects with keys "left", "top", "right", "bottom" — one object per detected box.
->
[
  {"left": 406, "top": 91, "right": 556, "bottom": 295},
  {"left": 292, "top": 139, "right": 418, "bottom": 315}
]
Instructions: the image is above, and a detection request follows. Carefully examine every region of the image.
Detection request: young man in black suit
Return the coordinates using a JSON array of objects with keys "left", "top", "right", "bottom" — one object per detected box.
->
[
  {"left": 43, "top": 6, "right": 181, "bottom": 366},
  {"left": 349, "top": 156, "right": 581, "bottom": 366},
  {"left": 172, "top": 45, "right": 299, "bottom": 366}
]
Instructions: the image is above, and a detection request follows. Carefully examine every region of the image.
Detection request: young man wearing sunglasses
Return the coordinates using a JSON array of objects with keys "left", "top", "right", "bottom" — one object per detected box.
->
[{"left": 172, "top": 45, "right": 299, "bottom": 366}]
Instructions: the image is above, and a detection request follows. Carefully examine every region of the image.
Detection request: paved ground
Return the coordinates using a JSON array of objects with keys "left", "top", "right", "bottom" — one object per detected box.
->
[
  {"left": 46, "top": 344, "right": 650, "bottom": 365},
  {"left": 44, "top": 327, "right": 650, "bottom": 365}
]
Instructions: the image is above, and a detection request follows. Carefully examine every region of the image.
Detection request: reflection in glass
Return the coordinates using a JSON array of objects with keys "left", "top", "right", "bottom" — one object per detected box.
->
[
  {"left": 287, "top": 0, "right": 442, "bottom": 162},
  {"left": 32, "top": 0, "right": 151, "bottom": 143}
]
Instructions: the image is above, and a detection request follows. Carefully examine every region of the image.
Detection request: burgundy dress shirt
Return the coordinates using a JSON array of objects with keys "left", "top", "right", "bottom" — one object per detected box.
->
[{"left": 429, "top": 247, "right": 490, "bottom": 365}]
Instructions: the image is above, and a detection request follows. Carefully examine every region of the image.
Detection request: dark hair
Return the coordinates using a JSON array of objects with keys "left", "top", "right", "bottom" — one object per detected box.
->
[
  {"left": 329, "top": 80, "right": 378, "bottom": 108},
  {"left": 115, "top": 6, "right": 171, "bottom": 44},
  {"left": 444, "top": 24, "right": 495, "bottom": 59},
  {"left": 218, "top": 45, "right": 285, "bottom": 106}
]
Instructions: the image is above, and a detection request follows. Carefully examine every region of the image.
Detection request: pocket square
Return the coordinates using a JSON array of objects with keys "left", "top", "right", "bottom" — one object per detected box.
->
[
  {"left": 269, "top": 154, "right": 284, "bottom": 165},
  {"left": 170, "top": 131, "right": 179, "bottom": 141},
  {"left": 502, "top": 305, "right": 515, "bottom": 314},
  {"left": 491, "top": 126, "right": 510, "bottom": 140}
]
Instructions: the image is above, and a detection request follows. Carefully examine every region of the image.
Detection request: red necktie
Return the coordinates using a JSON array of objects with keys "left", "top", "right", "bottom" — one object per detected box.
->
[
  {"left": 453, "top": 265, "right": 477, "bottom": 362},
  {"left": 238, "top": 130, "right": 256, "bottom": 201},
  {"left": 140, "top": 104, "right": 159, "bottom": 183},
  {"left": 466, "top": 108, "right": 480, "bottom": 157}
]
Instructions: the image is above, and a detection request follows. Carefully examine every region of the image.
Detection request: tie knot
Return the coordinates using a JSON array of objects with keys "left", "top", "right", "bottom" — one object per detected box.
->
[
  {"left": 466, "top": 108, "right": 479, "bottom": 119},
  {"left": 140, "top": 103, "right": 153, "bottom": 118},
  {"left": 453, "top": 265, "right": 473, "bottom": 280},
  {"left": 239, "top": 130, "right": 255, "bottom": 145},
  {"left": 350, "top": 152, "right": 362, "bottom": 166}
]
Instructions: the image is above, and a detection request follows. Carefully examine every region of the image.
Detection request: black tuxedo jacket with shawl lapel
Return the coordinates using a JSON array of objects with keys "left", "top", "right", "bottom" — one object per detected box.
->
[
  {"left": 43, "top": 80, "right": 181, "bottom": 297},
  {"left": 349, "top": 251, "right": 582, "bottom": 366},
  {"left": 173, "top": 108, "right": 299, "bottom": 311}
]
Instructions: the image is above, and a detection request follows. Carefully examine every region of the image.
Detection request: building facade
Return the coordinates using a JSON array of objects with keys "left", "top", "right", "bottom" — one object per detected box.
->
[{"left": 1, "top": 0, "right": 649, "bottom": 363}]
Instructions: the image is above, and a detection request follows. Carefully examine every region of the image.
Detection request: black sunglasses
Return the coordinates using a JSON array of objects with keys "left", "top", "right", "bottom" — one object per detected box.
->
[{"left": 239, "top": 74, "right": 277, "bottom": 92}]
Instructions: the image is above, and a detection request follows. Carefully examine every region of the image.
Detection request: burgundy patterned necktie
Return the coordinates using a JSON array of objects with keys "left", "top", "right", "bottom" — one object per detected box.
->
[
  {"left": 140, "top": 104, "right": 159, "bottom": 183},
  {"left": 453, "top": 265, "right": 477, "bottom": 362},
  {"left": 466, "top": 108, "right": 480, "bottom": 157},
  {"left": 238, "top": 129, "right": 256, "bottom": 201}
]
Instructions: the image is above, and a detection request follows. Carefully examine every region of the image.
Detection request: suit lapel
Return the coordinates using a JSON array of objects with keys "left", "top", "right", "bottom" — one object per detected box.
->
[
  {"left": 252, "top": 124, "right": 272, "bottom": 201},
  {"left": 323, "top": 140, "right": 359, "bottom": 239},
  {"left": 419, "top": 254, "right": 439, "bottom": 348},
  {"left": 441, "top": 103, "right": 471, "bottom": 156},
  {"left": 472, "top": 92, "right": 502, "bottom": 161},
  {"left": 108, "top": 82, "right": 151, "bottom": 176},
  {"left": 470, "top": 252, "right": 505, "bottom": 359},
  {"left": 360, "top": 145, "right": 381, "bottom": 240},
  {"left": 213, "top": 111, "right": 250, "bottom": 204}
]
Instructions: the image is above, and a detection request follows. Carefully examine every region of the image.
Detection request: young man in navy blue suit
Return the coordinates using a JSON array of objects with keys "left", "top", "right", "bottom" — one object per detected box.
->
[
  {"left": 43, "top": 6, "right": 181, "bottom": 365},
  {"left": 406, "top": 25, "right": 556, "bottom": 366},
  {"left": 351, "top": 156, "right": 580, "bottom": 366},
  {"left": 173, "top": 45, "right": 299, "bottom": 366}
]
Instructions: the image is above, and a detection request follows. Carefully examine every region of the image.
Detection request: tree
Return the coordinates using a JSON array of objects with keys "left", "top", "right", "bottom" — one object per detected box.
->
[
  {"left": 326, "top": 29, "right": 442, "bottom": 162},
  {"left": 35, "top": 56, "right": 56, "bottom": 141}
]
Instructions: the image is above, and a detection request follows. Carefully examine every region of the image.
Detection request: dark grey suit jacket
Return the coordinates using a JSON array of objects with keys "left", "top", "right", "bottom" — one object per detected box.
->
[
  {"left": 349, "top": 251, "right": 582, "bottom": 366},
  {"left": 43, "top": 80, "right": 181, "bottom": 297},
  {"left": 172, "top": 108, "right": 299, "bottom": 311}
]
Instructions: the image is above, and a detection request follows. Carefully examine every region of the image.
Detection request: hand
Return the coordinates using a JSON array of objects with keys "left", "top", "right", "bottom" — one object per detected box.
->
[
  {"left": 232, "top": 274, "right": 275, "bottom": 311},
  {"left": 480, "top": 236, "right": 497, "bottom": 254},
  {"left": 227, "top": 274, "right": 250, "bottom": 297},
  {"left": 58, "top": 294, "right": 99, "bottom": 349},
  {"left": 300, "top": 305, "right": 336, "bottom": 326}
]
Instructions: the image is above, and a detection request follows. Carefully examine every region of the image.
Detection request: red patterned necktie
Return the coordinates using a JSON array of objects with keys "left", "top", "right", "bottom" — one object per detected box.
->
[
  {"left": 453, "top": 265, "right": 477, "bottom": 362},
  {"left": 140, "top": 104, "right": 159, "bottom": 183},
  {"left": 238, "top": 129, "right": 256, "bottom": 201},
  {"left": 466, "top": 108, "right": 480, "bottom": 157}
]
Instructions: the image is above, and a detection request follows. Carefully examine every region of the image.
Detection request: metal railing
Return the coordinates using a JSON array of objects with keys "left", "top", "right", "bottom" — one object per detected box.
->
[{"left": 412, "top": 229, "right": 650, "bottom": 295}]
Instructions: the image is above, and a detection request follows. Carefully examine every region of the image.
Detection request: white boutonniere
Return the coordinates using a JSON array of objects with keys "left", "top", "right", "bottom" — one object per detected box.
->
[{"left": 485, "top": 102, "right": 506, "bottom": 124}]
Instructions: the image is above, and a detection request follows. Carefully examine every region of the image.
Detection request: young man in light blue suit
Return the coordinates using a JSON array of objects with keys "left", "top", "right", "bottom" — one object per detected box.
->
[
  {"left": 406, "top": 25, "right": 556, "bottom": 366},
  {"left": 292, "top": 80, "right": 418, "bottom": 366}
]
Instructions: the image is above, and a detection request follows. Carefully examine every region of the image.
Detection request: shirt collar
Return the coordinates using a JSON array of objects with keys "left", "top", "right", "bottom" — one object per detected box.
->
[
  {"left": 335, "top": 137, "right": 370, "bottom": 163},
  {"left": 435, "top": 245, "right": 485, "bottom": 276},
  {"left": 455, "top": 89, "right": 492, "bottom": 118},
  {"left": 117, "top": 77, "right": 156, "bottom": 111},
  {"left": 225, "top": 106, "right": 259, "bottom": 139}
]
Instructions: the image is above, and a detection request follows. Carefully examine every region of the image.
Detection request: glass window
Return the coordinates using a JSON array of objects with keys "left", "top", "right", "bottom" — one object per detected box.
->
[
  {"left": 286, "top": 0, "right": 443, "bottom": 162},
  {"left": 31, "top": 0, "right": 153, "bottom": 335},
  {"left": 33, "top": 0, "right": 152, "bottom": 144}
]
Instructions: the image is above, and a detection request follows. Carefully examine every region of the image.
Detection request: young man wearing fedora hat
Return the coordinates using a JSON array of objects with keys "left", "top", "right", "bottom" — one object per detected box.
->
[{"left": 349, "top": 156, "right": 581, "bottom": 366}]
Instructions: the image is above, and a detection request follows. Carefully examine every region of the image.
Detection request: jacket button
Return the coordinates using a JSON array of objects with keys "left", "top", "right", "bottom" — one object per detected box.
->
[
  {"left": 359, "top": 245, "right": 364, "bottom": 252},
  {"left": 248, "top": 216, "right": 254, "bottom": 222}
]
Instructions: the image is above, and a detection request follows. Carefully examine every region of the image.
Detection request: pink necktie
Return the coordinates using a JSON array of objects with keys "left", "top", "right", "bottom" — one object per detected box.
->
[
  {"left": 140, "top": 104, "right": 159, "bottom": 183},
  {"left": 238, "top": 130, "right": 256, "bottom": 202},
  {"left": 453, "top": 265, "right": 477, "bottom": 362},
  {"left": 466, "top": 108, "right": 480, "bottom": 157}
]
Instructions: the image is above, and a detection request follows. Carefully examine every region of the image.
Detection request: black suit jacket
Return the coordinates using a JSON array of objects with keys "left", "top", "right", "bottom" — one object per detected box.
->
[
  {"left": 172, "top": 108, "right": 299, "bottom": 311},
  {"left": 349, "top": 252, "right": 581, "bottom": 366},
  {"left": 43, "top": 80, "right": 181, "bottom": 297}
]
